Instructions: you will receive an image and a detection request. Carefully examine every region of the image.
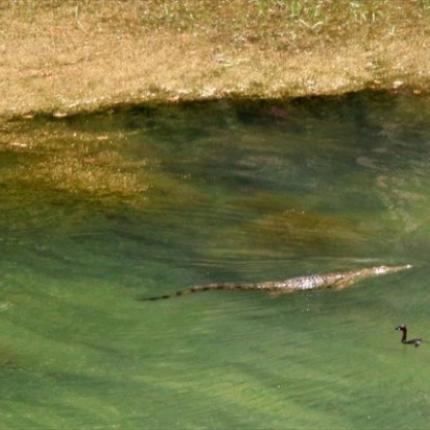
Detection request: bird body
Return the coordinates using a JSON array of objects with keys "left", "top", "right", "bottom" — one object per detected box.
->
[{"left": 395, "top": 324, "right": 423, "bottom": 347}]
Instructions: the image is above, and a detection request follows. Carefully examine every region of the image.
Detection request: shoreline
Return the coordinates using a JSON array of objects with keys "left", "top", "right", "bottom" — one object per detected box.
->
[{"left": 1, "top": 1, "right": 430, "bottom": 121}]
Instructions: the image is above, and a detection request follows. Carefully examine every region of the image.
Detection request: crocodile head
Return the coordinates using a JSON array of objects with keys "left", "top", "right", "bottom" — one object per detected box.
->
[{"left": 373, "top": 264, "right": 412, "bottom": 275}]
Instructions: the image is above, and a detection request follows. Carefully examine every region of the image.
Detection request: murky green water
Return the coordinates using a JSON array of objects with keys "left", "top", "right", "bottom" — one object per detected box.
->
[{"left": 1, "top": 93, "right": 430, "bottom": 429}]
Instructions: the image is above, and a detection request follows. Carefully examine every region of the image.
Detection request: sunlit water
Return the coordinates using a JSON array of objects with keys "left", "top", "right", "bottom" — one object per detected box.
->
[{"left": 1, "top": 93, "right": 430, "bottom": 429}]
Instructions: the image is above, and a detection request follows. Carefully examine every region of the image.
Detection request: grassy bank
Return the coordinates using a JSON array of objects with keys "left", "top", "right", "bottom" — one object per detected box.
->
[{"left": 1, "top": 0, "right": 430, "bottom": 119}]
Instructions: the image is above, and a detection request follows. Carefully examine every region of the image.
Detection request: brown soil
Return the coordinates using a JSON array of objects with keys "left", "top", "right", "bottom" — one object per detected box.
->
[{"left": 1, "top": 0, "right": 430, "bottom": 121}]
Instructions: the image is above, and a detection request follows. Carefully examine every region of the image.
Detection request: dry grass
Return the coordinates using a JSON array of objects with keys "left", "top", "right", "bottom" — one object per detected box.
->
[{"left": 0, "top": 0, "right": 430, "bottom": 119}]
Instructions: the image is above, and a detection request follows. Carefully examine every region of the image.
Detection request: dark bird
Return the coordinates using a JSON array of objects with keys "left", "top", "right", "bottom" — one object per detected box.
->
[{"left": 395, "top": 324, "right": 423, "bottom": 347}]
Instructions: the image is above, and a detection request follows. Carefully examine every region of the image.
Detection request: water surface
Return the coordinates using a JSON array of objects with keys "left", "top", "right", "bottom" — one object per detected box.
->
[{"left": 0, "top": 93, "right": 430, "bottom": 429}]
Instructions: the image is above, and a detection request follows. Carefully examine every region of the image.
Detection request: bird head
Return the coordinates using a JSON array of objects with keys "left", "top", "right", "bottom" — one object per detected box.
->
[{"left": 395, "top": 324, "right": 407, "bottom": 332}]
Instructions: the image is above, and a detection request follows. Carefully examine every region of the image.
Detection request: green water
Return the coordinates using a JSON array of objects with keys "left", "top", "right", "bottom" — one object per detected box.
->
[{"left": 1, "top": 93, "right": 430, "bottom": 429}]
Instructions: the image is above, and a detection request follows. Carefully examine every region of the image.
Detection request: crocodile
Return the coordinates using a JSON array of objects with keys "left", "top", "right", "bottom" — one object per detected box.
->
[{"left": 139, "top": 264, "right": 412, "bottom": 301}]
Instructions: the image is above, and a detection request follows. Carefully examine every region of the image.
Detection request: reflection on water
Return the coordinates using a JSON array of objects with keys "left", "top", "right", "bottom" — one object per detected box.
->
[{"left": 0, "top": 93, "right": 430, "bottom": 428}]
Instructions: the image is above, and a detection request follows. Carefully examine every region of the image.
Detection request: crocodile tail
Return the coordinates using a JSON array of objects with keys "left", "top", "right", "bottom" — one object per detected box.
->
[
  {"left": 138, "top": 288, "right": 192, "bottom": 301},
  {"left": 138, "top": 285, "right": 214, "bottom": 301},
  {"left": 138, "top": 282, "right": 254, "bottom": 301},
  {"left": 139, "top": 294, "right": 170, "bottom": 301}
]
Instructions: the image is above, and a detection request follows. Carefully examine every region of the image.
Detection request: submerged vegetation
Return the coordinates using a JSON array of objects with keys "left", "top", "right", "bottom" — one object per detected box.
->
[
  {"left": 0, "top": 120, "right": 149, "bottom": 209},
  {"left": 1, "top": 93, "right": 430, "bottom": 258},
  {"left": 0, "top": 0, "right": 430, "bottom": 119}
]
